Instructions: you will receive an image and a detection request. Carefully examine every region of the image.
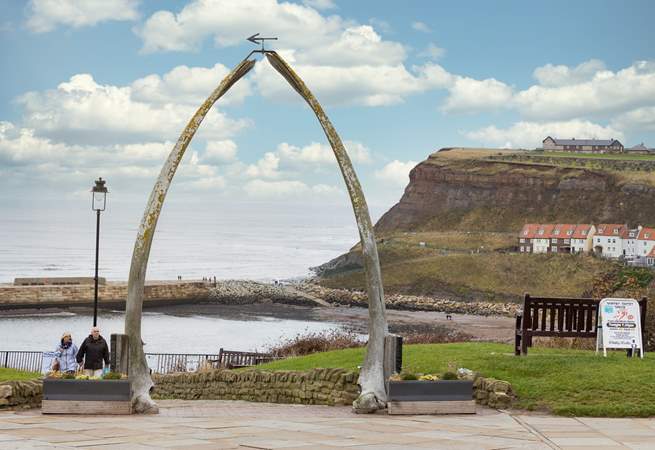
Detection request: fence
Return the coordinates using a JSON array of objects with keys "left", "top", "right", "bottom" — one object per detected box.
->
[
  {"left": 0, "top": 351, "right": 44, "bottom": 373},
  {"left": 1, "top": 350, "right": 223, "bottom": 374}
]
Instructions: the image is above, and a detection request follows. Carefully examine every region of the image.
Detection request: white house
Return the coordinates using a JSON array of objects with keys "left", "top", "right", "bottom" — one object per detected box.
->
[
  {"left": 533, "top": 224, "right": 554, "bottom": 253},
  {"left": 623, "top": 226, "right": 642, "bottom": 259},
  {"left": 636, "top": 227, "right": 655, "bottom": 258},
  {"left": 570, "top": 224, "right": 596, "bottom": 253},
  {"left": 647, "top": 247, "right": 655, "bottom": 267},
  {"left": 593, "top": 224, "right": 628, "bottom": 259}
]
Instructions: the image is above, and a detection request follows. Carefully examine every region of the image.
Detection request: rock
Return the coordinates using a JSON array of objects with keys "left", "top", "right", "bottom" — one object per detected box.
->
[
  {"left": 488, "top": 391, "right": 512, "bottom": 409},
  {"left": 0, "top": 385, "right": 12, "bottom": 398}
]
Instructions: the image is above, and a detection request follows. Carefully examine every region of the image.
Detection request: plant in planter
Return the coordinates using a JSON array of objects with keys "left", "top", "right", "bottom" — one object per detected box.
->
[
  {"left": 387, "top": 369, "right": 475, "bottom": 415},
  {"left": 42, "top": 374, "right": 132, "bottom": 415}
]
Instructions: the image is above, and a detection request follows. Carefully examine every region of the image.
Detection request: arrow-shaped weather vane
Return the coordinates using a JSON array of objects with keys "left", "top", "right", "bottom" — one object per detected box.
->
[{"left": 246, "top": 33, "right": 278, "bottom": 52}]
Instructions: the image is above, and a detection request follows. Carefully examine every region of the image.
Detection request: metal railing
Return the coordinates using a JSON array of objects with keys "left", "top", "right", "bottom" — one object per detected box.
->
[
  {"left": 145, "top": 353, "right": 222, "bottom": 374},
  {"left": 0, "top": 350, "right": 262, "bottom": 374},
  {"left": 0, "top": 351, "right": 44, "bottom": 373}
]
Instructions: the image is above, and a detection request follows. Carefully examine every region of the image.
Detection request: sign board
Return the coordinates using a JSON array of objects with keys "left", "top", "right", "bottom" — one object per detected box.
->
[{"left": 596, "top": 298, "right": 644, "bottom": 358}]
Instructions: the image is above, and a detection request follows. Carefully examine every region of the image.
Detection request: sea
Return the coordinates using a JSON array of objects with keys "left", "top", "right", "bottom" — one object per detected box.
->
[{"left": 0, "top": 198, "right": 384, "bottom": 353}]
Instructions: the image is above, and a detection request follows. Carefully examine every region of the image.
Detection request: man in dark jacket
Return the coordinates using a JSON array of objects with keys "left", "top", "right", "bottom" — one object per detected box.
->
[{"left": 76, "top": 327, "right": 110, "bottom": 377}]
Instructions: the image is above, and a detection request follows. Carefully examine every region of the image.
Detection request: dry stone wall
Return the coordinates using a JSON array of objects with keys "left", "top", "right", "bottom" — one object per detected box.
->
[
  {"left": 152, "top": 368, "right": 360, "bottom": 406},
  {"left": 0, "top": 381, "right": 42, "bottom": 409}
]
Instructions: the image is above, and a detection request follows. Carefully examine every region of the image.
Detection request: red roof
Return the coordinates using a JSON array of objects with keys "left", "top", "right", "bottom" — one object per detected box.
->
[
  {"left": 638, "top": 227, "right": 655, "bottom": 241},
  {"left": 596, "top": 224, "right": 628, "bottom": 238},
  {"left": 520, "top": 224, "right": 541, "bottom": 239},
  {"left": 550, "top": 224, "right": 577, "bottom": 238},
  {"left": 648, "top": 247, "right": 655, "bottom": 257},
  {"left": 572, "top": 224, "right": 594, "bottom": 239}
]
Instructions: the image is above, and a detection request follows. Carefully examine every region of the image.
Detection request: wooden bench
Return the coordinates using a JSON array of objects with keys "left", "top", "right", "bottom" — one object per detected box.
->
[
  {"left": 212, "top": 348, "right": 278, "bottom": 369},
  {"left": 515, "top": 294, "right": 648, "bottom": 356}
]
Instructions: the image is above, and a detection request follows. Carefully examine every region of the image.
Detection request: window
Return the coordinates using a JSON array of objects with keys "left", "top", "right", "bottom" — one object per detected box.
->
[
  {"left": 552, "top": 238, "right": 558, "bottom": 243},
  {"left": 613, "top": 228, "right": 619, "bottom": 234},
  {"left": 523, "top": 230, "right": 528, "bottom": 236},
  {"left": 552, "top": 247, "right": 558, "bottom": 253},
  {"left": 520, "top": 238, "right": 525, "bottom": 243},
  {"left": 567, "top": 230, "right": 573, "bottom": 235},
  {"left": 538, "top": 229, "right": 544, "bottom": 235},
  {"left": 582, "top": 229, "right": 587, "bottom": 235},
  {"left": 564, "top": 239, "right": 570, "bottom": 244}
]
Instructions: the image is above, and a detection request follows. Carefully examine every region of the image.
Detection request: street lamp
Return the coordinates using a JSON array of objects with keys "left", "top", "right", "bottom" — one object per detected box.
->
[{"left": 91, "top": 177, "right": 108, "bottom": 326}]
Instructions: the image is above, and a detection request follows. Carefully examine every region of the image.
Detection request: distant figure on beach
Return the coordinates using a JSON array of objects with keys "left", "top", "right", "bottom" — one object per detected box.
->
[
  {"left": 76, "top": 326, "right": 110, "bottom": 377},
  {"left": 53, "top": 331, "right": 78, "bottom": 373}
]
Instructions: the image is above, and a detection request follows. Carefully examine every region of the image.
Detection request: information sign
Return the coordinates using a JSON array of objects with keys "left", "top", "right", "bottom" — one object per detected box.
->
[{"left": 596, "top": 298, "right": 644, "bottom": 358}]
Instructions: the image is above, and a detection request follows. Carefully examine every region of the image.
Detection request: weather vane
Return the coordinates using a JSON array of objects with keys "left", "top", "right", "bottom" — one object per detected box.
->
[{"left": 246, "top": 33, "right": 278, "bottom": 53}]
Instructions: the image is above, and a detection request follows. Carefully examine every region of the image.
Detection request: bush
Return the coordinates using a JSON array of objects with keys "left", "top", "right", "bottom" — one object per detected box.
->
[
  {"left": 442, "top": 371, "right": 458, "bottom": 380},
  {"left": 400, "top": 372, "right": 418, "bottom": 381},
  {"left": 268, "top": 329, "right": 363, "bottom": 357}
]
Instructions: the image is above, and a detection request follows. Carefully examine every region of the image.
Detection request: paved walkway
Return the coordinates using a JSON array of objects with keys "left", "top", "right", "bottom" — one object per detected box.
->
[{"left": 0, "top": 400, "right": 653, "bottom": 449}]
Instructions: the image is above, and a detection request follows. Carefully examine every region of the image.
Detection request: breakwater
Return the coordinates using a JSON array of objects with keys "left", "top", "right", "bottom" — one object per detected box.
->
[{"left": 0, "top": 280, "right": 519, "bottom": 317}]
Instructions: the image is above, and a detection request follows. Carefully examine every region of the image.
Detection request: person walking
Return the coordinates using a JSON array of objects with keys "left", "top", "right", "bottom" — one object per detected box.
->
[
  {"left": 76, "top": 326, "right": 110, "bottom": 377},
  {"left": 53, "top": 332, "right": 78, "bottom": 373}
]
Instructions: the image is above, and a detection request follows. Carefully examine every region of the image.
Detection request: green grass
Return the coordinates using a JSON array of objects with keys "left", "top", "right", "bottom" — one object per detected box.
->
[
  {"left": 0, "top": 367, "right": 41, "bottom": 382},
  {"left": 538, "top": 151, "right": 655, "bottom": 161},
  {"left": 257, "top": 343, "right": 655, "bottom": 417},
  {"left": 321, "top": 252, "right": 613, "bottom": 301}
]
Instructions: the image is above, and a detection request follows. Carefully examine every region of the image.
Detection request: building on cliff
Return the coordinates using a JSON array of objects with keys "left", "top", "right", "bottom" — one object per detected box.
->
[
  {"left": 593, "top": 224, "right": 629, "bottom": 259},
  {"left": 636, "top": 227, "right": 655, "bottom": 258},
  {"left": 519, "top": 224, "right": 595, "bottom": 254},
  {"left": 542, "top": 136, "right": 624, "bottom": 153}
]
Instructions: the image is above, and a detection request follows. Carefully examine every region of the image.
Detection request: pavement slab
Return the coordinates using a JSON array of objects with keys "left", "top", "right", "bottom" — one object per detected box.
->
[{"left": 0, "top": 400, "right": 653, "bottom": 449}]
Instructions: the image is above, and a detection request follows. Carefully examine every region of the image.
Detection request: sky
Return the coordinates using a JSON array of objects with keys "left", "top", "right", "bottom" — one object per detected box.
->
[{"left": 1, "top": 0, "right": 654, "bottom": 214}]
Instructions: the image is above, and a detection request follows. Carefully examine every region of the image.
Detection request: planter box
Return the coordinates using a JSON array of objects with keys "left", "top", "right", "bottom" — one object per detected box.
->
[
  {"left": 42, "top": 379, "right": 131, "bottom": 415},
  {"left": 388, "top": 380, "right": 475, "bottom": 415}
]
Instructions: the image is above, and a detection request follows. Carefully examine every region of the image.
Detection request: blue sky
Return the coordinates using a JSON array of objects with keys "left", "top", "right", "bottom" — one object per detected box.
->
[{"left": 1, "top": 0, "right": 654, "bottom": 212}]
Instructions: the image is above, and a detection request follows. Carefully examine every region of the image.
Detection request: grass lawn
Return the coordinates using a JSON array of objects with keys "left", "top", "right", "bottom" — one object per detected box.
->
[
  {"left": 0, "top": 367, "right": 41, "bottom": 382},
  {"left": 257, "top": 343, "right": 655, "bottom": 417},
  {"left": 320, "top": 252, "right": 612, "bottom": 300},
  {"left": 536, "top": 151, "right": 655, "bottom": 161}
]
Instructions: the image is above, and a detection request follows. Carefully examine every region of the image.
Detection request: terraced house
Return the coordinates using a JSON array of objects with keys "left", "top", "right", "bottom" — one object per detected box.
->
[
  {"left": 542, "top": 136, "right": 624, "bottom": 153},
  {"left": 593, "top": 224, "right": 628, "bottom": 258},
  {"left": 518, "top": 224, "right": 595, "bottom": 254}
]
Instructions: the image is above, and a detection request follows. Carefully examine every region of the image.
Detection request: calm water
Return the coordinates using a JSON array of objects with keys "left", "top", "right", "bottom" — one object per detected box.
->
[
  {"left": 0, "top": 309, "right": 348, "bottom": 353},
  {"left": 0, "top": 199, "right": 375, "bottom": 283}
]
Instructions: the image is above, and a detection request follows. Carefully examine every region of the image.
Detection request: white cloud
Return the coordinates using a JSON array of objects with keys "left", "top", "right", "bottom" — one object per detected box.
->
[
  {"left": 131, "top": 63, "right": 251, "bottom": 106},
  {"left": 245, "top": 140, "right": 371, "bottom": 180},
  {"left": 533, "top": 59, "right": 606, "bottom": 87},
  {"left": 302, "top": 0, "right": 336, "bottom": 10},
  {"left": 514, "top": 60, "right": 655, "bottom": 120},
  {"left": 243, "top": 179, "right": 340, "bottom": 199},
  {"left": 137, "top": 0, "right": 345, "bottom": 53},
  {"left": 611, "top": 107, "right": 655, "bottom": 132},
  {"left": 412, "top": 21, "right": 431, "bottom": 33},
  {"left": 254, "top": 59, "right": 452, "bottom": 106},
  {"left": 465, "top": 120, "right": 624, "bottom": 149},
  {"left": 26, "top": 0, "right": 139, "bottom": 33},
  {"left": 442, "top": 77, "right": 513, "bottom": 113},
  {"left": 204, "top": 140, "right": 238, "bottom": 163},
  {"left": 17, "top": 72, "right": 249, "bottom": 145},
  {"left": 418, "top": 43, "right": 445, "bottom": 60},
  {"left": 246, "top": 152, "right": 281, "bottom": 178},
  {"left": 375, "top": 160, "right": 417, "bottom": 187}
]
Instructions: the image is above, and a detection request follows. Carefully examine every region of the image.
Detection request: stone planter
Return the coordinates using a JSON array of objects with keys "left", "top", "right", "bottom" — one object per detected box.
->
[
  {"left": 42, "top": 379, "right": 131, "bottom": 414},
  {"left": 388, "top": 380, "right": 475, "bottom": 415}
]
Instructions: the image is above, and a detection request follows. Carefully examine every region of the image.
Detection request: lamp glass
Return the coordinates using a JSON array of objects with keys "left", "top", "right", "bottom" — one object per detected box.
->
[{"left": 92, "top": 191, "right": 106, "bottom": 211}]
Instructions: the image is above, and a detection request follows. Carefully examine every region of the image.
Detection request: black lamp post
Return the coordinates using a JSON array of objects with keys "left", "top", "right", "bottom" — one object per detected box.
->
[{"left": 91, "top": 177, "right": 108, "bottom": 326}]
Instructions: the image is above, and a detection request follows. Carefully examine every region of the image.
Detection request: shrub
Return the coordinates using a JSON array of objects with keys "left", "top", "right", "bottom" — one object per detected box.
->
[
  {"left": 268, "top": 329, "right": 363, "bottom": 357},
  {"left": 442, "top": 371, "right": 458, "bottom": 380},
  {"left": 400, "top": 372, "right": 418, "bottom": 381}
]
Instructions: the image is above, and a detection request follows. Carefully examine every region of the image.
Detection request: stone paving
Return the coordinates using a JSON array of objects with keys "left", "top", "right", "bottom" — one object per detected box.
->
[{"left": 0, "top": 400, "right": 654, "bottom": 449}]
